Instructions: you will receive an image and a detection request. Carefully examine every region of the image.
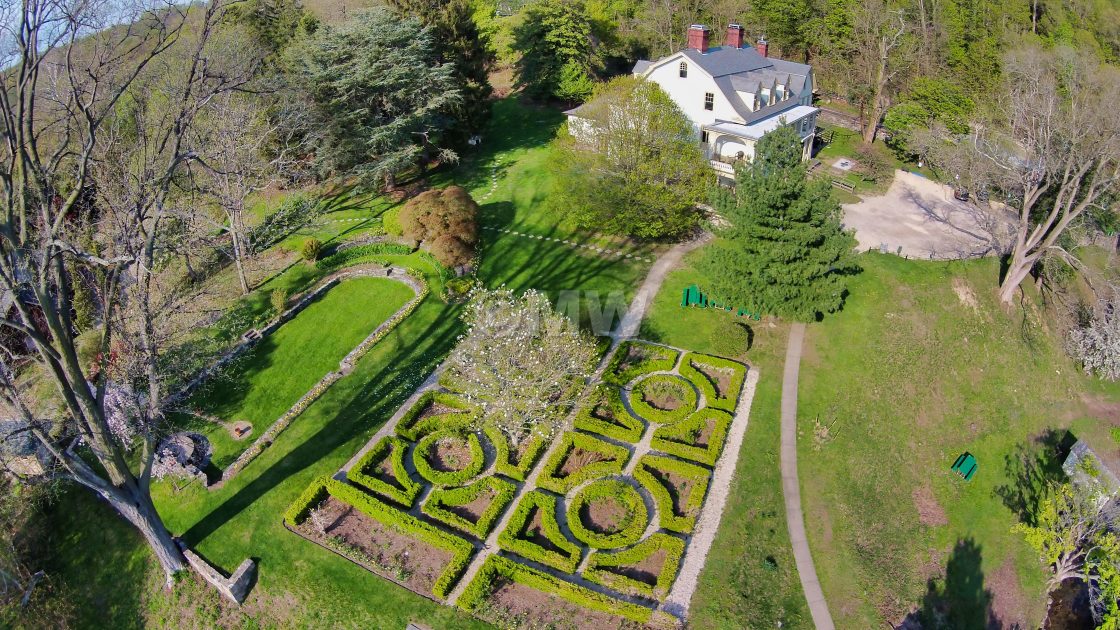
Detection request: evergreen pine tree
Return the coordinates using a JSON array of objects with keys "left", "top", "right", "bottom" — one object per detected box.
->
[{"left": 698, "top": 125, "right": 859, "bottom": 322}]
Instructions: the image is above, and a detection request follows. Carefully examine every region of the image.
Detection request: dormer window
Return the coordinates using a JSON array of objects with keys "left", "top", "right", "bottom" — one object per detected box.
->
[
  {"left": 704, "top": 92, "right": 714, "bottom": 111},
  {"left": 679, "top": 62, "right": 688, "bottom": 78}
]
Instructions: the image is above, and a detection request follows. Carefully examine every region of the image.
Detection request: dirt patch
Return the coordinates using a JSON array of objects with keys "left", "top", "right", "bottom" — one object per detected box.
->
[
  {"left": 447, "top": 486, "right": 496, "bottom": 524},
  {"left": 485, "top": 579, "right": 639, "bottom": 630},
  {"left": 692, "top": 361, "right": 732, "bottom": 399},
  {"left": 953, "top": 277, "right": 981, "bottom": 314},
  {"left": 987, "top": 557, "right": 1029, "bottom": 629},
  {"left": 520, "top": 508, "right": 565, "bottom": 555},
  {"left": 303, "top": 497, "right": 453, "bottom": 594},
  {"left": 560, "top": 446, "right": 609, "bottom": 476},
  {"left": 228, "top": 420, "right": 253, "bottom": 440},
  {"left": 912, "top": 485, "right": 948, "bottom": 527},
  {"left": 429, "top": 436, "right": 472, "bottom": 472},
  {"left": 649, "top": 467, "right": 697, "bottom": 517},
  {"left": 583, "top": 497, "right": 627, "bottom": 533},
  {"left": 1080, "top": 392, "right": 1120, "bottom": 425},
  {"left": 613, "top": 549, "right": 666, "bottom": 587}
]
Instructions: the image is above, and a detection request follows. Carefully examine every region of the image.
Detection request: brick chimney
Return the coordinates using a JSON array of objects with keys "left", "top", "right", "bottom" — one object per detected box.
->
[
  {"left": 756, "top": 35, "right": 768, "bottom": 57},
  {"left": 726, "top": 23, "right": 745, "bottom": 49},
  {"left": 687, "top": 24, "right": 710, "bottom": 53}
]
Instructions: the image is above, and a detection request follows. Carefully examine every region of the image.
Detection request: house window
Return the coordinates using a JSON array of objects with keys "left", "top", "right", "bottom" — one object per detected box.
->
[
  {"left": 704, "top": 92, "right": 714, "bottom": 111},
  {"left": 679, "top": 62, "right": 688, "bottom": 78},
  {"left": 701, "top": 131, "right": 710, "bottom": 143}
]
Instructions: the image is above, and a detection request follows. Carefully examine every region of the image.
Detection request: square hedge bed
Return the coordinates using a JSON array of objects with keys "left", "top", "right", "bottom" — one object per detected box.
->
[{"left": 285, "top": 340, "right": 753, "bottom": 627}]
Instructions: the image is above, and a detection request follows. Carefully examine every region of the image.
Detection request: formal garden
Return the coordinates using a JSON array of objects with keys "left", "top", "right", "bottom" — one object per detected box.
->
[{"left": 282, "top": 338, "right": 753, "bottom": 627}]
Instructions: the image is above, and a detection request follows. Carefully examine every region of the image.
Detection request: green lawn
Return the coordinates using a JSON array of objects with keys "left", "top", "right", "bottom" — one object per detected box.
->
[{"left": 181, "top": 276, "right": 415, "bottom": 468}]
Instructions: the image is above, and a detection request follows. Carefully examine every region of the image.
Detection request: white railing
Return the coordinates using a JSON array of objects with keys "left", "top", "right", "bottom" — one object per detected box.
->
[{"left": 709, "top": 160, "right": 734, "bottom": 174}]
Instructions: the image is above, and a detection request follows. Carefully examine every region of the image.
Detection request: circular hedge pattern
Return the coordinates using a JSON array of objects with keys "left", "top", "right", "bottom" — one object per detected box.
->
[
  {"left": 413, "top": 430, "right": 485, "bottom": 487},
  {"left": 566, "top": 479, "right": 648, "bottom": 549},
  {"left": 628, "top": 374, "right": 697, "bottom": 424}
]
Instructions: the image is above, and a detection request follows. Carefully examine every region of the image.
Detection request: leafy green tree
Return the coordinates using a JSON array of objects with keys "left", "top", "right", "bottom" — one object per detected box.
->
[
  {"left": 384, "top": 0, "right": 494, "bottom": 141},
  {"left": 883, "top": 78, "right": 974, "bottom": 157},
  {"left": 750, "top": 0, "right": 815, "bottom": 59},
  {"left": 234, "top": 0, "right": 306, "bottom": 53},
  {"left": 553, "top": 76, "right": 709, "bottom": 239},
  {"left": 555, "top": 60, "right": 596, "bottom": 102},
  {"left": 698, "top": 125, "right": 858, "bottom": 321},
  {"left": 512, "top": 0, "right": 594, "bottom": 99},
  {"left": 285, "top": 8, "right": 462, "bottom": 188}
]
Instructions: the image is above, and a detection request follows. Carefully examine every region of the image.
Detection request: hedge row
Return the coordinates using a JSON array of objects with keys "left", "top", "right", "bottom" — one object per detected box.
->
[
  {"left": 628, "top": 374, "right": 698, "bottom": 425},
  {"left": 584, "top": 532, "right": 685, "bottom": 600},
  {"left": 396, "top": 391, "right": 479, "bottom": 441},
  {"left": 678, "top": 353, "right": 747, "bottom": 412},
  {"left": 458, "top": 554, "right": 653, "bottom": 624},
  {"left": 602, "top": 341, "right": 678, "bottom": 386},
  {"left": 651, "top": 408, "right": 733, "bottom": 466},
  {"left": 349, "top": 436, "right": 422, "bottom": 507},
  {"left": 633, "top": 454, "right": 711, "bottom": 533},
  {"left": 496, "top": 490, "right": 581, "bottom": 573},
  {"left": 565, "top": 479, "right": 648, "bottom": 549},
  {"left": 484, "top": 426, "right": 547, "bottom": 481},
  {"left": 537, "top": 431, "right": 630, "bottom": 494},
  {"left": 283, "top": 476, "right": 330, "bottom": 526},
  {"left": 413, "top": 430, "right": 485, "bottom": 487},
  {"left": 422, "top": 476, "right": 517, "bottom": 539},
  {"left": 573, "top": 385, "right": 643, "bottom": 443},
  {"left": 316, "top": 242, "right": 415, "bottom": 271},
  {"left": 325, "top": 478, "right": 474, "bottom": 599}
]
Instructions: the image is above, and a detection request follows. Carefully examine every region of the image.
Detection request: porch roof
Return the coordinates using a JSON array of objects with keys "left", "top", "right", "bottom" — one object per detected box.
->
[{"left": 703, "top": 105, "right": 818, "bottom": 140}]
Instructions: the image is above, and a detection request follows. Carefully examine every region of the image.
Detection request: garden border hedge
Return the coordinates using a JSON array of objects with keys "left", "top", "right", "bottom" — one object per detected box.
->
[
  {"left": 633, "top": 454, "right": 711, "bottom": 533},
  {"left": 396, "top": 391, "right": 479, "bottom": 441},
  {"left": 283, "top": 476, "right": 330, "bottom": 526},
  {"left": 413, "top": 430, "right": 485, "bottom": 487},
  {"left": 573, "top": 384, "right": 643, "bottom": 443},
  {"left": 325, "top": 478, "right": 474, "bottom": 599},
  {"left": 584, "top": 532, "right": 685, "bottom": 600},
  {"left": 651, "top": 408, "right": 733, "bottom": 466},
  {"left": 457, "top": 554, "right": 653, "bottom": 624},
  {"left": 602, "top": 341, "right": 678, "bottom": 386},
  {"left": 422, "top": 476, "right": 517, "bottom": 539},
  {"left": 565, "top": 479, "right": 648, "bottom": 549},
  {"left": 536, "top": 431, "right": 630, "bottom": 494},
  {"left": 678, "top": 353, "right": 747, "bottom": 412},
  {"left": 496, "top": 490, "right": 581, "bottom": 573},
  {"left": 628, "top": 374, "right": 698, "bottom": 425},
  {"left": 484, "top": 426, "right": 548, "bottom": 481},
  {"left": 348, "top": 435, "right": 422, "bottom": 507}
]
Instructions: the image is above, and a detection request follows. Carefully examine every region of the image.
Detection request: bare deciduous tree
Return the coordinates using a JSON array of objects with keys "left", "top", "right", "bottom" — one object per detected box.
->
[{"left": 851, "top": 0, "right": 911, "bottom": 144}]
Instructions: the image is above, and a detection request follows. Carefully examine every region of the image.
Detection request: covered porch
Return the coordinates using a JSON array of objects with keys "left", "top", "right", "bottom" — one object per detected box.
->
[{"left": 700, "top": 105, "right": 818, "bottom": 175}]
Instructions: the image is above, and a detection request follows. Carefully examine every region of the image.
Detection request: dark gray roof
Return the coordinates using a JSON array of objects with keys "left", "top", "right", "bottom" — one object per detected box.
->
[
  {"left": 632, "top": 60, "right": 652, "bottom": 74},
  {"left": 679, "top": 46, "right": 772, "bottom": 77}
]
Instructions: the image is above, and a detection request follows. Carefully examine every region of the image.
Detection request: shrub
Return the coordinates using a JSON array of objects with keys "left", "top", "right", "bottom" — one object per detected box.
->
[
  {"left": 382, "top": 206, "right": 403, "bottom": 236},
  {"left": 651, "top": 408, "right": 733, "bottom": 466},
  {"left": 707, "top": 317, "right": 751, "bottom": 358},
  {"left": 603, "top": 341, "right": 678, "bottom": 386},
  {"left": 633, "top": 454, "right": 711, "bottom": 533},
  {"left": 399, "top": 185, "right": 479, "bottom": 267},
  {"left": 678, "top": 353, "right": 748, "bottom": 413},
  {"left": 584, "top": 533, "right": 685, "bottom": 599},
  {"left": 443, "top": 276, "right": 476, "bottom": 303},
  {"left": 484, "top": 426, "right": 547, "bottom": 481},
  {"left": 629, "top": 374, "right": 697, "bottom": 424},
  {"left": 301, "top": 237, "right": 323, "bottom": 262},
  {"left": 565, "top": 479, "right": 648, "bottom": 549},
  {"left": 315, "top": 242, "right": 415, "bottom": 271},
  {"left": 270, "top": 288, "right": 288, "bottom": 317},
  {"left": 325, "top": 478, "right": 474, "bottom": 599},
  {"left": 412, "top": 430, "right": 485, "bottom": 487},
  {"left": 284, "top": 477, "right": 330, "bottom": 526},
  {"left": 573, "top": 384, "right": 644, "bottom": 443},
  {"left": 395, "top": 391, "right": 479, "bottom": 441},
  {"left": 422, "top": 476, "right": 517, "bottom": 538},
  {"left": 458, "top": 555, "right": 653, "bottom": 624},
  {"left": 348, "top": 436, "right": 422, "bottom": 507},
  {"left": 496, "top": 490, "right": 581, "bottom": 572},
  {"left": 429, "top": 233, "right": 474, "bottom": 268},
  {"left": 537, "top": 431, "right": 629, "bottom": 494},
  {"left": 1070, "top": 300, "right": 1120, "bottom": 381}
]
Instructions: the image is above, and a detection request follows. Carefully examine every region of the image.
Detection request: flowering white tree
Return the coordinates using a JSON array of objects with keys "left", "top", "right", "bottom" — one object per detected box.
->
[
  {"left": 444, "top": 288, "right": 596, "bottom": 443},
  {"left": 1071, "top": 299, "right": 1120, "bottom": 381}
]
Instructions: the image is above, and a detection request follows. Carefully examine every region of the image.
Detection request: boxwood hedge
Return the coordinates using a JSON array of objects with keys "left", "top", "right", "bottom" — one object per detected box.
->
[
  {"left": 422, "top": 476, "right": 517, "bottom": 539},
  {"left": 565, "top": 479, "right": 648, "bottom": 549},
  {"left": 348, "top": 435, "right": 422, "bottom": 507},
  {"left": 536, "top": 431, "right": 630, "bottom": 494},
  {"left": 651, "top": 408, "right": 733, "bottom": 466},
  {"left": 458, "top": 554, "right": 653, "bottom": 624},
  {"left": 573, "top": 385, "right": 644, "bottom": 443},
  {"left": 678, "top": 353, "right": 747, "bottom": 412},
  {"left": 584, "top": 532, "right": 685, "bottom": 600},
  {"left": 395, "top": 391, "right": 479, "bottom": 441},
  {"left": 602, "top": 341, "right": 678, "bottom": 386},
  {"left": 496, "top": 490, "right": 581, "bottom": 573},
  {"left": 484, "top": 426, "right": 547, "bottom": 481},
  {"left": 633, "top": 454, "right": 711, "bottom": 533},
  {"left": 283, "top": 476, "right": 330, "bottom": 526},
  {"left": 628, "top": 374, "right": 698, "bottom": 425},
  {"left": 412, "top": 429, "right": 485, "bottom": 487},
  {"left": 324, "top": 478, "right": 474, "bottom": 599}
]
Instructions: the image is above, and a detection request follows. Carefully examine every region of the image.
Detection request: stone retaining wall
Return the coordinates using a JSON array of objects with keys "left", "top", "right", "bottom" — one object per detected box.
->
[{"left": 178, "top": 541, "right": 256, "bottom": 604}]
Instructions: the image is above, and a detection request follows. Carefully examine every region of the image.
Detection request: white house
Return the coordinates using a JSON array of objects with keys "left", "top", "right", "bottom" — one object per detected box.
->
[{"left": 568, "top": 24, "right": 819, "bottom": 180}]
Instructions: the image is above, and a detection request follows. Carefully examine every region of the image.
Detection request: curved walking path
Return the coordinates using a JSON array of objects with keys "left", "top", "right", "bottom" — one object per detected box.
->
[{"left": 781, "top": 323, "right": 835, "bottom": 630}]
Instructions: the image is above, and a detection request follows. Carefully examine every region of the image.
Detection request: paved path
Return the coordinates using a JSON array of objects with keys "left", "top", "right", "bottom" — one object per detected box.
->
[
  {"left": 781, "top": 323, "right": 835, "bottom": 630},
  {"left": 613, "top": 233, "right": 711, "bottom": 339}
]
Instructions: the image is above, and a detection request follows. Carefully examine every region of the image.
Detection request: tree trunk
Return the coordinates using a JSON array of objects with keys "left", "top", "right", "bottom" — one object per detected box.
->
[
  {"left": 109, "top": 486, "right": 185, "bottom": 584},
  {"left": 230, "top": 230, "right": 250, "bottom": 295},
  {"left": 863, "top": 95, "right": 883, "bottom": 144},
  {"left": 999, "top": 249, "right": 1038, "bottom": 305}
]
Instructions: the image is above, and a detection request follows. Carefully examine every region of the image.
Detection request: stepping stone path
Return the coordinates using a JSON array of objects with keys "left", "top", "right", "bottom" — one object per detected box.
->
[{"left": 481, "top": 226, "right": 656, "bottom": 264}]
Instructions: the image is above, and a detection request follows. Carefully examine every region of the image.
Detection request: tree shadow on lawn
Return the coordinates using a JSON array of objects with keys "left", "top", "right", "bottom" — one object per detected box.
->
[
  {"left": 179, "top": 310, "right": 462, "bottom": 546},
  {"left": 993, "top": 429, "right": 1076, "bottom": 527},
  {"left": 900, "top": 537, "right": 1004, "bottom": 629}
]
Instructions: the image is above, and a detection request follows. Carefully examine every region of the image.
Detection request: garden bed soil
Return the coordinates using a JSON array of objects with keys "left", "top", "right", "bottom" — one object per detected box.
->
[
  {"left": 447, "top": 487, "right": 497, "bottom": 523},
  {"left": 693, "top": 419, "right": 715, "bottom": 447},
  {"left": 418, "top": 400, "right": 461, "bottom": 422},
  {"left": 521, "top": 508, "right": 565, "bottom": 554},
  {"left": 371, "top": 454, "right": 408, "bottom": 490},
  {"left": 431, "top": 436, "right": 472, "bottom": 472},
  {"left": 613, "top": 548, "right": 667, "bottom": 587},
  {"left": 650, "top": 468, "right": 697, "bottom": 516},
  {"left": 486, "top": 578, "right": 641, "bottom": 630},
  {"left": 560, "top": 447, "right": 609, "bottom": 476},
  {"left": 584, "top": 497, "right": 627, "bottom": 533},
  {"left": 308, "top": 498, "right": 453, "bottom": 594},
  {"left": 692, "top": 362, "right": 733, "bottom": 399}
]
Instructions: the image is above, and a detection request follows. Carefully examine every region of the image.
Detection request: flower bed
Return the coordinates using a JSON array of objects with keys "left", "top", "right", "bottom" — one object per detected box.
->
[
  {"left": 422, "top": 476, "right": 516, "bottom": 538},
  {"left": 584, "top": 532, "right": 685, "bottom": 600},
  {"left": 628, "top": 373, "right": 698, "bottom": 424},
  {"left": 564, "top": 479, "right": 648, "bottom": 549},
  {"left": 633, "top": 454, "right": 711, "bottom": 533},
  {"left": 395, "top": 391, "right": 479, "bottom": 441},
  {"left": 412, "top": 430, "right": 485, "bottom": 487},
  {"left": 496, "top": 490, "right": 581, "bottom": 573},
  {"left": 536, "top": 431, "right": 630, "bottom": 494},
  {"left": 678, "top": 352, "right": 747, "bottom": 412},
  {"left": 572, "top": 385, "right": 644, "bottom": 443},
  {"left": 484, "top": 426, "right": 547, "bottom": 481},
  {"left": 651, "top": 408, "right": 733, "bottom": 466},
  {"left": 348, "top": 435, "right": 422, "bottom": 507},
  {"left": 602, "top": 340, "right": 678, "bottom": 386}
]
